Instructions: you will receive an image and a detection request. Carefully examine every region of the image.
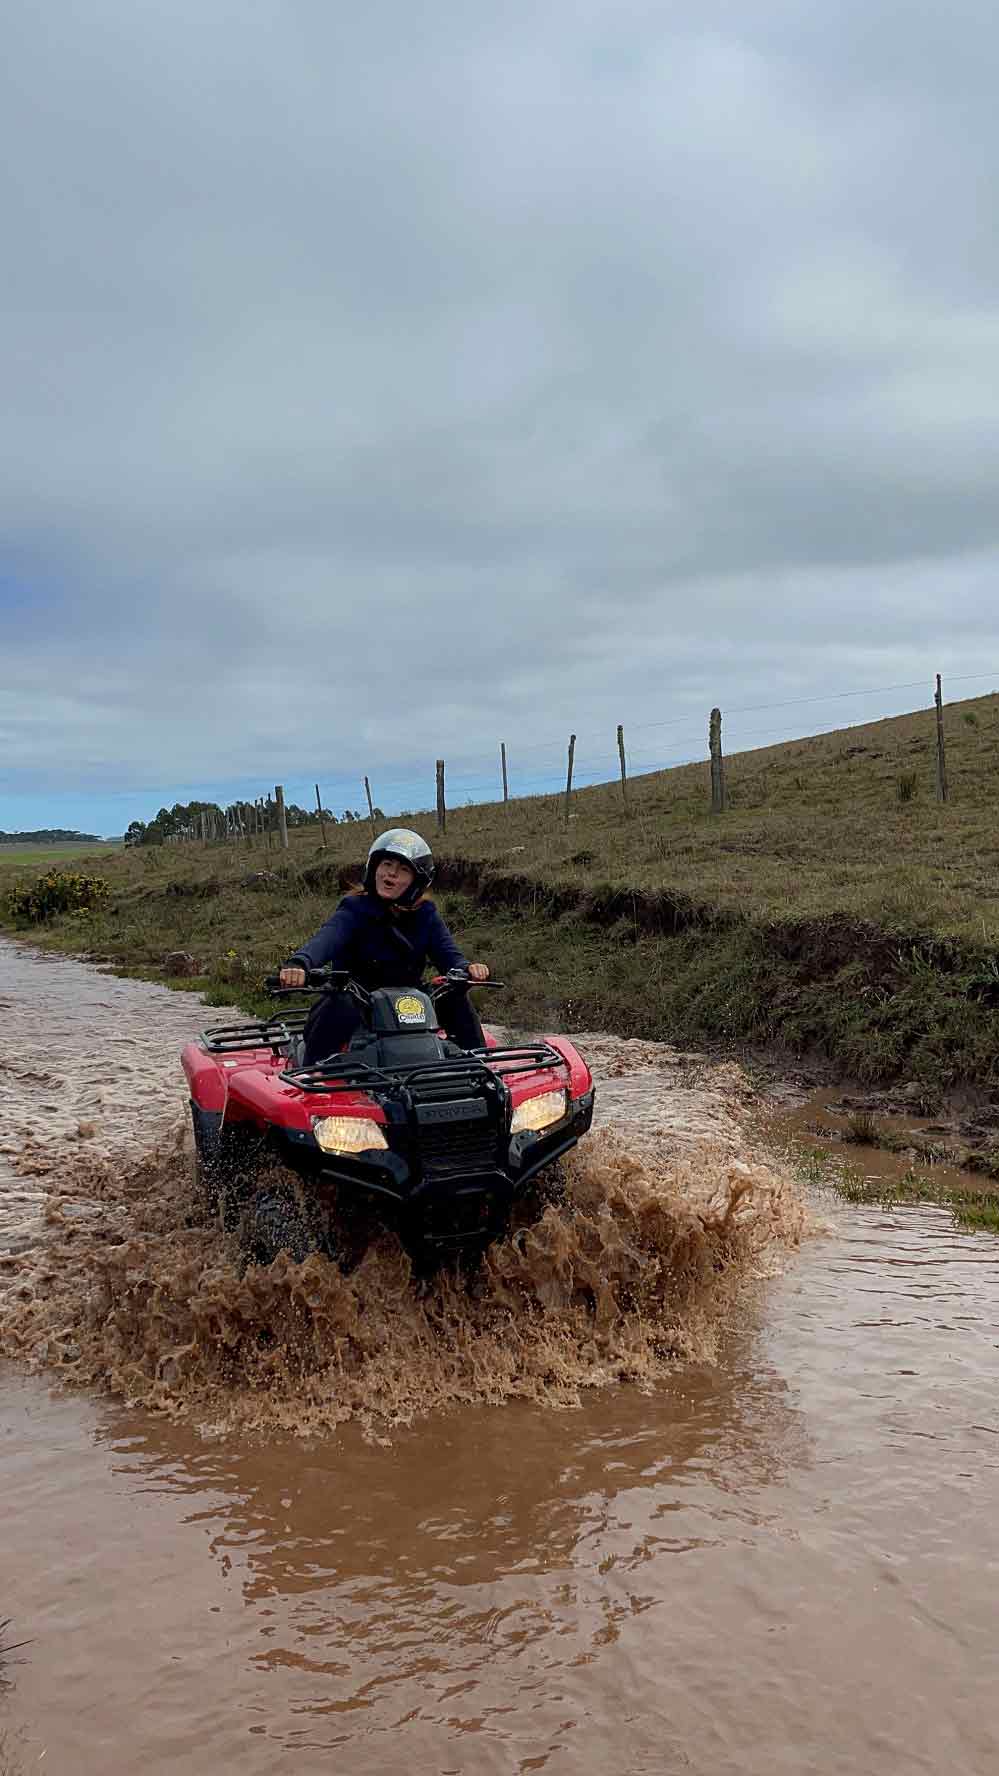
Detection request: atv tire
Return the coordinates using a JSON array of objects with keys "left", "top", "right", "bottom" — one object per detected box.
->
[
  {"left": 243, "top": 1189, "right": 313, "bottom": 1266},
  {"left": 190, "top": 1108, "right": 262, "bottom": 1230}
]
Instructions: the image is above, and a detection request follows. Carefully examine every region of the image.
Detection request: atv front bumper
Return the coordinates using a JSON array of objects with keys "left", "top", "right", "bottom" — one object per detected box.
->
[{"left": 236, "top": 1086, "right": 596, "bottom": 1248}]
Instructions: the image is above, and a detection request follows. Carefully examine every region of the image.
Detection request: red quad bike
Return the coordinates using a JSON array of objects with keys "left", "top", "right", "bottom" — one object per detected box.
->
[{"left": 182, "top": 968, "right": 595, "bottom": 1270}]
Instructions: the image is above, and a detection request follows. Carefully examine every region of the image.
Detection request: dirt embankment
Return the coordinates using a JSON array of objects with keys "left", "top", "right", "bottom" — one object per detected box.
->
[
  {"left": 274, "top": 857, "right": 999, "bottom": 1094},
  {"left": 6, "top": 848, "right": 999, "bottom": 1097}
]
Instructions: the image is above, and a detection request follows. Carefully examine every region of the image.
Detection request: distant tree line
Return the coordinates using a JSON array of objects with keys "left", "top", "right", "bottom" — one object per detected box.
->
[
  {"left": 124, "top": 797, "right": 384, "bottom": 846},
  {"left": 0, "top": 828, "right": 102, "bottom": 844}
]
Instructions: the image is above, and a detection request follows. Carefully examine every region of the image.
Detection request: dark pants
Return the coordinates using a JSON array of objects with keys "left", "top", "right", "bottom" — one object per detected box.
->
[{"left": 302, "top": 987, "right": 485, "bottom": 1065}]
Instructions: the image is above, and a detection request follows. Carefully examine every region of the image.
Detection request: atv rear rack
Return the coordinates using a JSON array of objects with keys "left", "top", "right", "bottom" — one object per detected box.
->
[
  {"left": 201, "top": 1010, "right": 309, "bottom": 1055},
  {"left": 282, "top": 1043, "right": 568, "bottom": 1097}
]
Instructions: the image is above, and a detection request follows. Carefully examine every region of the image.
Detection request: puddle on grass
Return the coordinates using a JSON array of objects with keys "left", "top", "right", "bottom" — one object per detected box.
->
[{"left": 776, "top": 1087, "right": 997, "bottom": 1219}]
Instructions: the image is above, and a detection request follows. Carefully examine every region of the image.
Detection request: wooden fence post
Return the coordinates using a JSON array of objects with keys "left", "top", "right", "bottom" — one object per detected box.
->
[
  {"left": 617, "top": 724, "right": 628, "bottom": 807},
  {"left": 275, "top": 784, "right": 289, "bottom": 850},
  {"left": 935, "top": 674, "right": 949, "bottom": 803},
  {"left": 364, "top": 776, "right": 377, "bottom": 837},
  {"left": 709, "top": 708, "right": 726, "bottom": 813},
  {"left": 564, "top": 733, "right": 576, "bottom": 824},
  {"left": 500, "top": 742, "right": 509, "bottom": 811},
  {"left": 314, "top": 783, "right": 328, "bottom": 848},
  {"left": 436, "top": 759, "right": 446, "bottom": 834}
]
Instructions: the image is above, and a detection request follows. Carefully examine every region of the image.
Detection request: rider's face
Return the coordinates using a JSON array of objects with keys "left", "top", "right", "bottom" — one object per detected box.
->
[{"left": 375, "top": 857, "right": 416, "bottom": 900}]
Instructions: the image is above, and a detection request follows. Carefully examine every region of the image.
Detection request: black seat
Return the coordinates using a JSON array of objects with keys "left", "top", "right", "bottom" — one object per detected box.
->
[{"left": 349, "top": 1030, "right": 451, "bottom": 1071}]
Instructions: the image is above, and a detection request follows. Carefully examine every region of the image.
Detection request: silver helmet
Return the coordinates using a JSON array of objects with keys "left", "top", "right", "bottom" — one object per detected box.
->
[{"left": 364, "top": 828, "right": 435, "bottom": 904}]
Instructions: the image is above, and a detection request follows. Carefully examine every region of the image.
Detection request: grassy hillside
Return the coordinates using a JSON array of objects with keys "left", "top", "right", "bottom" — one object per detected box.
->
[
  {"left": 3, "top": 694, "right": 999, "bottom": 1092},
  {"left": 439, "top": 691, "right": 999, "bottom": 942}
]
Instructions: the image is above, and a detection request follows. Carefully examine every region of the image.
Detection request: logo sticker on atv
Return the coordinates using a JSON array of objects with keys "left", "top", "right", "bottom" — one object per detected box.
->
[{"left": 395, "top": 994, "right": 427, "bottom": 1025}]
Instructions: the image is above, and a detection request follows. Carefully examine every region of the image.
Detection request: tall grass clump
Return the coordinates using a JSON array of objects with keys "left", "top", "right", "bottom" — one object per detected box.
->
[{"left": 895, "top": 770, "right": 919, "bottom": 803}]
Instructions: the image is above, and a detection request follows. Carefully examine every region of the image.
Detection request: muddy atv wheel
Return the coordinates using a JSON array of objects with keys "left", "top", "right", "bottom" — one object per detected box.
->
[
  {"left": 190, "top": 1108, "right": 262, "bottom": 1230},
  {"left": 243, "top": 1188, "right": 313, "bottom": 1266}
]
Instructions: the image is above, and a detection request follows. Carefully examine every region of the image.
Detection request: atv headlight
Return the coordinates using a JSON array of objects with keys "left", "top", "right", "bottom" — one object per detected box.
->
[
  {"left": 510, "top": 1090, "right": 568, "bottom": 1134},
  {"left": 313, "top": 1116, "right": 388, "bottom": 1154}
]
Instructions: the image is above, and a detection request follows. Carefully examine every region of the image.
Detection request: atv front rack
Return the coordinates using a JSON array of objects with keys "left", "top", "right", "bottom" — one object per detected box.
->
[
  {"left": 282, "top": 1043, "right": 568, "bottom": 1097},
  {"left": 201, "top": 1011, "right": 309, "bottom": 1055},
  {"left": 281, "top": 1055, "right": 396, "bottom": 1095},
  {"left": 467, "top": 1043, "right": 568, "bottom": 1078}
]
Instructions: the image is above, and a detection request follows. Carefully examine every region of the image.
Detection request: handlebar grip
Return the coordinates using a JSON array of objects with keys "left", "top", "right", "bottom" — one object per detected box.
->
[
  {"left": 264, "top": 967, "right": 336, "bottom": 995},
  {"left": 430, "top": 974, "right": 504, "bottom": 991}
]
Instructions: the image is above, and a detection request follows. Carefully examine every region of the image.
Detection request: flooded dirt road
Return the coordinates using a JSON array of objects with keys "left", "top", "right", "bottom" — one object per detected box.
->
[
  {"left": 2, "top": 939, "right": 998, "bottom": 1773},
  {"left": 0, "top": 940, "right": 244, "bottom": 1261}
]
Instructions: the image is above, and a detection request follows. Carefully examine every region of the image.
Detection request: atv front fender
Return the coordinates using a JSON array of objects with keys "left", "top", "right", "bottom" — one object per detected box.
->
[
  {"left": 545, "top": 1036, "right": 593, "bottom": 1101},
  {"left": 182, "top": 1041, "right": 228, "bottom": 1113}
]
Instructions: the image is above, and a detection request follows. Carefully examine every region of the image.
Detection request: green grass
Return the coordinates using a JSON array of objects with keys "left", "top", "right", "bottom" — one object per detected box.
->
[
  {"left": 0, "top": 842, "right": 120, "bottom": 866},
  {"left": 3, "top": 693, "right": 999, "bottom": 1092},
  {"left": 835, "top": 1162, "right": 999, "bottom": 1233}
]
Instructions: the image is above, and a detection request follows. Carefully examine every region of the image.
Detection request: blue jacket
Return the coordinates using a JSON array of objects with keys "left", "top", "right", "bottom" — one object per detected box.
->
[{"left": 286, "top": 892, "right": 468, "bottom": 989}]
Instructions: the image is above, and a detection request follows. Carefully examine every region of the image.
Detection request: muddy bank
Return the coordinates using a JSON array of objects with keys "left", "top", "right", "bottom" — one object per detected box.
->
[
  {"left": 438, "top": 866, "right": 999, "bottom": 1093},
  {"left": 796, "top": 1082, "right": 999, "bottom": 1174},
  {"left": 8, "top": 840, "right": 999, "bottom": 1092}
]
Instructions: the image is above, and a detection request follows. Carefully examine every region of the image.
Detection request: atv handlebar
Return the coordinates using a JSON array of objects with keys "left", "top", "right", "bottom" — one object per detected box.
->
[
  {"left": 264, "top": 968, "right": 343, "bottom": 995},
  {"left": 263, "top": 967, "right": 503, "bottom": 1000},
  {"left": 429, "top": 969, "right": 504, "bottom": 996}
]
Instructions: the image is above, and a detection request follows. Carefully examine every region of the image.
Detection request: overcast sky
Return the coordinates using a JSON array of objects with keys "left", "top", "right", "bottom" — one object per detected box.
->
[{"left": 3, "top": 0, "right": 999, "bottom": 833}]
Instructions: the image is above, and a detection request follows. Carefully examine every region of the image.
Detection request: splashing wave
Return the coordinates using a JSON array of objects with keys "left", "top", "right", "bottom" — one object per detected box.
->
[{"left": 1, "top": 1121, "right": 804, "bottom": 1438}]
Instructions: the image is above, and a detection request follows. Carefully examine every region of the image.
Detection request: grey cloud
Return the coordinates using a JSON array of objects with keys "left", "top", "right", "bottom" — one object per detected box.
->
[{"left": 2, "top": 1, "right": 999, "bottom": 823}]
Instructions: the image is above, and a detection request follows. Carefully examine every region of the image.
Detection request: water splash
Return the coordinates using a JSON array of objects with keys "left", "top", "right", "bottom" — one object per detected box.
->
[{"left": 0, "top": 1120, "right": 804, "bottom": 1439}]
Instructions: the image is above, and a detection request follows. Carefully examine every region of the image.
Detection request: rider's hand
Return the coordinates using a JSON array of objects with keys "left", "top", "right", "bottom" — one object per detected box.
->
[
  {"left": 279, "top": 966, "right": 307, "bottom": 988},
  {"left": 467, "top": 962, "right": 490, "bottom": 982}
]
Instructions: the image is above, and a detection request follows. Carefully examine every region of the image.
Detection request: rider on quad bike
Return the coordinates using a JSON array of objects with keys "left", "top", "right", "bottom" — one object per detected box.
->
[
  {"left": 183, "top": 828, "right": 595, "bottom": 1269},
  {"left": 279, "top": 829, "right": 491, "bottom": 1061}
]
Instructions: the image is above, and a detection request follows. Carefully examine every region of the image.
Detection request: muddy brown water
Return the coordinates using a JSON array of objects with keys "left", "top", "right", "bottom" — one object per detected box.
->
[
  {"left": 776, "top": 1087, "right": 989, "bottom": 1204},
  {"left": 2, "top": 939, "right": 998, "bottom": 1774}
]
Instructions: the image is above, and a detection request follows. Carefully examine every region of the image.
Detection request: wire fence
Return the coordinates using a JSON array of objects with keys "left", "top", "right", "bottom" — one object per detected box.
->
[
  {"left": 301, "top": 667, "right": 999, "bottom": 813},
  {"left": 147, "top": 664, "right": 999, "bottom": 847}
]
